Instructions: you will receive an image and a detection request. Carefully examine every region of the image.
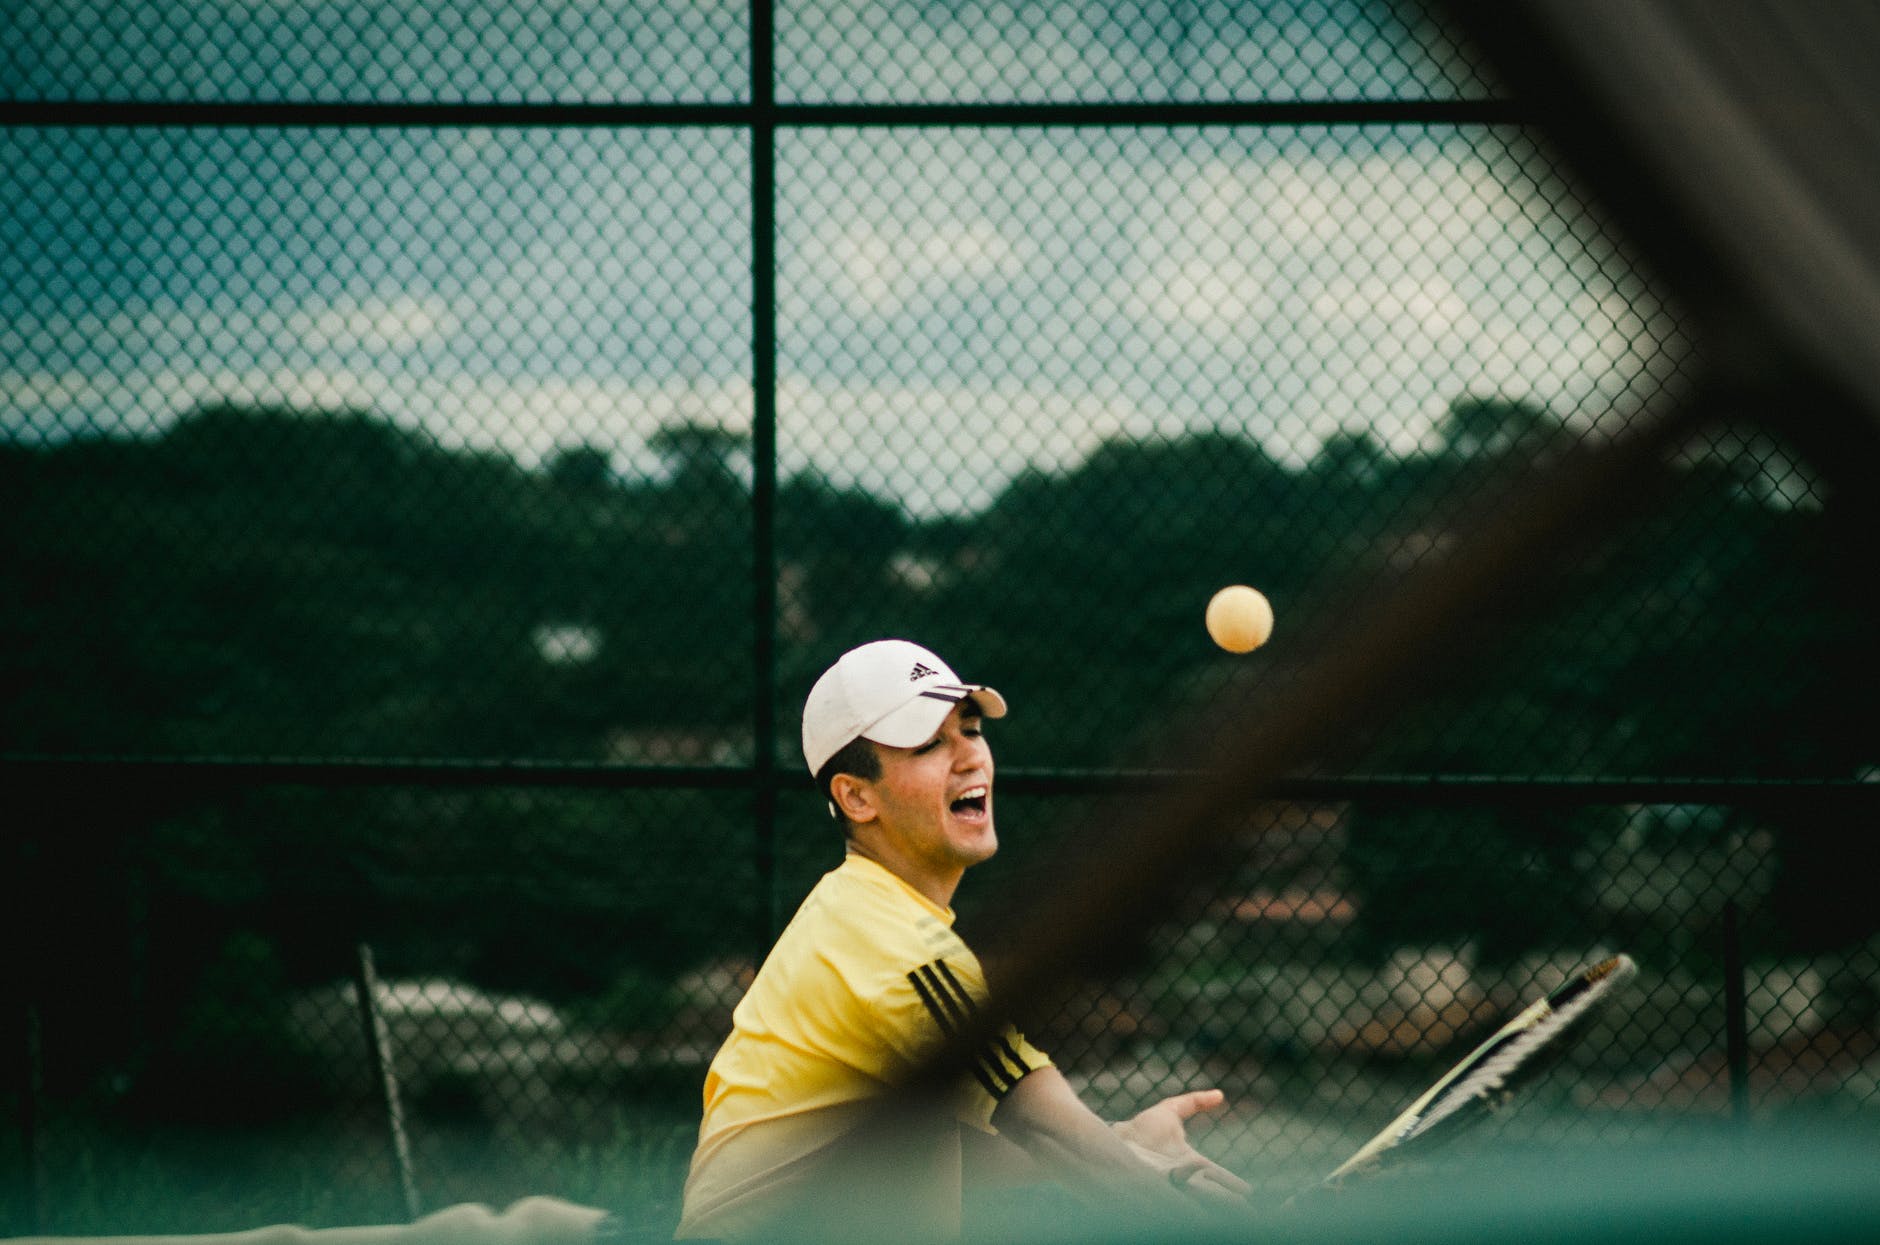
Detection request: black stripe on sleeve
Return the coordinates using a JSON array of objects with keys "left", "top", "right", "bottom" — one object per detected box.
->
[
  {"left": 994, "top": 1035, "right": 1032, "bottom": 1081},
  {"left": 925, "top": 963, "right": 983, "bottom": 1042},
  {"left": 920, "top": 963, "right": 973, "bottom": 1028},
  {"left": 908, "top": 966, "right": 1001, "bottom": 1097},
  {"left": 907, "top": 967, "right": 957, "bottom": 1035},
  {"left": 930, "top": 960, "right": 1030, "bottom": 1096},
  {"left": 931, "top": 961, "right": 975, "bottom": 1007}
]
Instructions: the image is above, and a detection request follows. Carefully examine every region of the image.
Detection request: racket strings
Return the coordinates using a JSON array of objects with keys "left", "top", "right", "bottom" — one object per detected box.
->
[
  {"left": 1323, "top": 954, "right": 1639, "bottom": 1186},
  {"left": 1400, "top": 955, "right": 1637, "bottom": 1146}
]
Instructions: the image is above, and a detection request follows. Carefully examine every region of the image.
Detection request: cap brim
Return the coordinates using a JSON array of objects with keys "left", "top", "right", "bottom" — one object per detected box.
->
[{"left": 861, "top": 684, "right": 1007, "bottom": 749}]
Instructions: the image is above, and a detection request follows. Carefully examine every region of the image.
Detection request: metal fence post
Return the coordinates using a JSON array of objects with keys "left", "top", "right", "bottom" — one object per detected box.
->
[
  {"left": 353, "top": 944, "right": 421, "bottom": 1221},
  {"left": 15, "top": 1003, "right": 46, "bottom": 1236},
  {"left": 751, "top": 0, "right": 781, "bottom": 943},
  {"left": 9, "top": 803, "right": 47, "bottom": 1235},
  {"left": 1723, "top": 898, "right": 1751, "bottom": 1127}
]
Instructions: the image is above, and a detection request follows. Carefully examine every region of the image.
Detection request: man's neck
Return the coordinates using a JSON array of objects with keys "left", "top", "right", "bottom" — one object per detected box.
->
[{"left": 846, "top": 837, "right": 963, "bottom": 909}]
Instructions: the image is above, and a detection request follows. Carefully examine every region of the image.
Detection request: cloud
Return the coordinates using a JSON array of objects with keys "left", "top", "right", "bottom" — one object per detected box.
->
[
  {"left": 5, "top": 356, "right": 1172, "bottom": 516},
  {"left": 1103, "top": 146, "right": 1684, "bottom": 455},
  {"left": 6, "top": 128, "right": 1690, "bottom": 519},
  {"left": 776, "top": 374, "right": 1174, "bottom": 515},
  {"left": 290, "top": 295, "right": 455, "bottom": 353},
  {"left": 832, "top": 220, "right": 1023, "bottom": 313},
  {"left": 1132, "top": 255, "right": 1272, "bottom": 330},
  {"left": 2, "top": 358, "right": 750, "bottom": 472},
  {"left": 32, "top": 295, "right": 455, "bottom": 372}
]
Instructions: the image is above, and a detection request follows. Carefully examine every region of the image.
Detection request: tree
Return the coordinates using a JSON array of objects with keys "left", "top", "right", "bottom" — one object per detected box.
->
[
  {"left": 1432, "top": 395, "right": 1557, "bottom": 459},
  {"left": 648, "top": 421, "right": 748, "bottom": 511},
  {"left": 545, "top": 444, "right": 616, "bottom": 495}
]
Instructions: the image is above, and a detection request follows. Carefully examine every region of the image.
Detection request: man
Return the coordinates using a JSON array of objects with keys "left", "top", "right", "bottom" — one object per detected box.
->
[{"left": 676, "top": 640, "right": 1248, "bottom": 1241}]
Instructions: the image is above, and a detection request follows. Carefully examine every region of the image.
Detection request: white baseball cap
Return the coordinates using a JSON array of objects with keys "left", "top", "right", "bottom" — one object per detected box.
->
[{"left": 801, "top": 639, "right": 1008, "bottom": 777}]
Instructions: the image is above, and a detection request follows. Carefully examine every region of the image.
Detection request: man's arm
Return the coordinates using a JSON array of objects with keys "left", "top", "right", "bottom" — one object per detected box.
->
[{"left": 986, "top": 1068, "right": 1250, "bottom": 1212}]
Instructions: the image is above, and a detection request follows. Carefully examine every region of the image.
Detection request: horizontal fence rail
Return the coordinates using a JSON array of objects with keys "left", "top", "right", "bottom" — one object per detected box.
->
[{"left": 7, "top": 758, "right": 1879, "bottom": 803}]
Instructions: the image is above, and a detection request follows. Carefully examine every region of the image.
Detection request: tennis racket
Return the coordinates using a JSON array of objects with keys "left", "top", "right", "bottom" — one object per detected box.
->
[{"left": 1321, "top": 952, "right": 1639, "bottom": 1187}]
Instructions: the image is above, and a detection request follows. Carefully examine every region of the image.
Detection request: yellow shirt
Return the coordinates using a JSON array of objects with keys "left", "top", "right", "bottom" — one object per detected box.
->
[{"left": 676, "top": 854, "right": 1053, "bottom": 1241}]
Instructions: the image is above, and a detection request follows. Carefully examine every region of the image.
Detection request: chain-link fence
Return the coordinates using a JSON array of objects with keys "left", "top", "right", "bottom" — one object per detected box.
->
[{"left": 5, "top": 0, "right": 1876, "bottom": 1237}]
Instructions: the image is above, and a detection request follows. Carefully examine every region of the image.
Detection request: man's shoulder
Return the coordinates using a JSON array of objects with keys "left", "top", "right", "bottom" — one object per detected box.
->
[{"left": 791, "top": 858, "right": 975, "bottom": 971}]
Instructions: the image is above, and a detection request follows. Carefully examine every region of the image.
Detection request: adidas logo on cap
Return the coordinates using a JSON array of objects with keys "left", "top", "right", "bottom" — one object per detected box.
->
[{"left": 908, "top": 662, "right": 938, "bottom": 681}]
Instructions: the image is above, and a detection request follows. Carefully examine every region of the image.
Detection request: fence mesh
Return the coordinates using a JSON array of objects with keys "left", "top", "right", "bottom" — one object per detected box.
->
[
  {"left": 11, "top": 787, "right": 1875, "bottom": 1231},
  {"left": 4, "top": 0, "right": 1876, "bottom": 1237}
]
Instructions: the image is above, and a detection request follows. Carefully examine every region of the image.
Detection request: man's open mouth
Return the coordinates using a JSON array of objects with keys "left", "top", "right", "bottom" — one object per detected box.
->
[{"left": 949, "top": 785, "right": 989, "bottom": 816}]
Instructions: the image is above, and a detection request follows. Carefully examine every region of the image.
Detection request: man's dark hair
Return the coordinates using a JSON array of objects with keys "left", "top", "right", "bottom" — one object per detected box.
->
[{"left": 816, "top": 735, "right": 881, "bottom": 830}]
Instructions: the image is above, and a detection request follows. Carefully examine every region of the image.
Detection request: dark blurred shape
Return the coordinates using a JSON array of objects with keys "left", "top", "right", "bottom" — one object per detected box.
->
[
  {"left": 965, "top": 1120, "right": 1880, "bottom": 1243},
  {"left": 1447, "top": 1, "right": 1880, "bottom": 428}
]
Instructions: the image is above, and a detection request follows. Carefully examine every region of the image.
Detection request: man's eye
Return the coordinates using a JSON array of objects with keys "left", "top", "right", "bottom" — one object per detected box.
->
[{"left": 913, "top": 737, "right": 942, "bottom": 754}]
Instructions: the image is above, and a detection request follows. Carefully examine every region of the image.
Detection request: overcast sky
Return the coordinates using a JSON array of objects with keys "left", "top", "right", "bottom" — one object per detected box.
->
[{"left": 2, "top": 1, "right": 1689, "bottom": 516}]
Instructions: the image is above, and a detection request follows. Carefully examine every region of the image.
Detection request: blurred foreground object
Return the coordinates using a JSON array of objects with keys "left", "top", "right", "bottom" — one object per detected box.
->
[
  {"left": 1450, "top": 0, "right": 1880, "bottom": 422},
  {"left": 961, "top": 1120, "right": 1880, "bottom": 1243},
  {"left": 3, "top": 1196, "right": 608, "bottom": 1245}
]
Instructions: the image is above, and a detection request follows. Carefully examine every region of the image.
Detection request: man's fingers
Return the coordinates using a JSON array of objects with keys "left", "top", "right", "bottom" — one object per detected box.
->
[
  {"left": 1168, "top": 1156, "right": 1252, "bottom": 1202},
  {"left": 1158, "top": 1088, "right": 1227, "bottom": 1121},
  {"left": 1194, "top": 1161, "right": 1252, "bottom": 1198},
  {"left": 1170, "top": 1163, "right": 1253, "bottom": 1207}
]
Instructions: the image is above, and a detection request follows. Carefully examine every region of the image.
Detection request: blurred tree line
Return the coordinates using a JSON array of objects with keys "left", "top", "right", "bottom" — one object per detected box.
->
[{"left": 2, "top": 397, "right": 1871, "bottom": 1117}]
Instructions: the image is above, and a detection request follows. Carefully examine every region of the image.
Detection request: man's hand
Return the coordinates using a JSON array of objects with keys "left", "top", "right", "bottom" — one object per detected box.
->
[
  {"left": 1112, "top": 1089, "right": 1253, "bottom": 1205},
  {"left": 993, "top": 1069, "right": 1251, "bottom": 1220}
]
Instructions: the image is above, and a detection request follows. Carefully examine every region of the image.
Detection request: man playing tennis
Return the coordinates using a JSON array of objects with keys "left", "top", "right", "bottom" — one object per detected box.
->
[{"left": 676, "top": 640, "right": 1249, "bottom": 1241}]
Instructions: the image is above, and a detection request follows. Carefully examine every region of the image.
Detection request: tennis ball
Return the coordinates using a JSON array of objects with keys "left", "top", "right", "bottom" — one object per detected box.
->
[{"left": 1205, "top": 584, "right": 1273, "bottom": 653}]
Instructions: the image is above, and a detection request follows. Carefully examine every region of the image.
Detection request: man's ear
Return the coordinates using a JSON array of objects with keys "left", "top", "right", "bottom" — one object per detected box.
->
[{"left": 829, "top": 772, "right": 878, "bottom": 825}]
